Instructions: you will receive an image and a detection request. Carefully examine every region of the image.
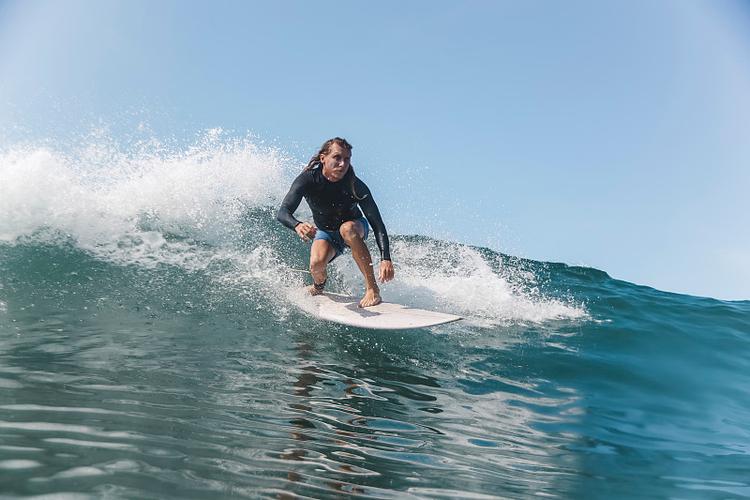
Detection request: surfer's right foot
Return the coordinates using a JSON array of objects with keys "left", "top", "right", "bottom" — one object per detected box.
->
[{"left": 309, "top": 280, "right": 326, "bottom": 296}]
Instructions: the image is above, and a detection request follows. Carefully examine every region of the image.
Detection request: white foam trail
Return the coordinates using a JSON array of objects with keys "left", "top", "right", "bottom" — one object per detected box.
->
[
  {"left": 333, "top": 239, "right": 585, "bottom": 325},
  {"left": 216, "top": 243, "right": 306, "bottom": 317}
]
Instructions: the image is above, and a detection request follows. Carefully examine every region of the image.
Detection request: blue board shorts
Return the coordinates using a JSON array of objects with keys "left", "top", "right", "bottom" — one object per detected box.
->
[{"left": 314, "top": 217, "right": 370, "bottom": 262}]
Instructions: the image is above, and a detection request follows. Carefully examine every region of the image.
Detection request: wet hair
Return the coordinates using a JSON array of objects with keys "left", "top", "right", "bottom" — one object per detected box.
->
[{"left": 304, "top": 137, "right": 364, "bottom": 200}]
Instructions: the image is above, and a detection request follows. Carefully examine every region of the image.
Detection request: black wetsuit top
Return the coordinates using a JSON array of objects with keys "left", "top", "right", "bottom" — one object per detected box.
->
[{"left": 277, "top": 168, "right": 391, "bottom": 261}]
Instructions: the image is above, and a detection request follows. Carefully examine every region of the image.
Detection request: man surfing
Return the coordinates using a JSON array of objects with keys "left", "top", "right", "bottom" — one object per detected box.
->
[{"left": 277, "top": 137, "right": 394, "bottom": 307}]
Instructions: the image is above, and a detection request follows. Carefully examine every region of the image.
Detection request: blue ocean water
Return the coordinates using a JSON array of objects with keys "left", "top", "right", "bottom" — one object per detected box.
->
[{"left": 1, "top": 137, "right": 749, "bottom": 499}]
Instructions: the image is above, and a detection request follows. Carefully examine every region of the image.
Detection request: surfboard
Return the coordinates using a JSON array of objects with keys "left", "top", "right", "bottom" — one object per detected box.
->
[{"left": 297, "top": 289, "right": 462, "bottom": 330}]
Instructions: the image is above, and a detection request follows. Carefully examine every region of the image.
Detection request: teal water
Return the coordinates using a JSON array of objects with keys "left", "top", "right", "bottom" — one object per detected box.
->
[{"left": 1, "top": 141, "right": 749, "bottom": 498}]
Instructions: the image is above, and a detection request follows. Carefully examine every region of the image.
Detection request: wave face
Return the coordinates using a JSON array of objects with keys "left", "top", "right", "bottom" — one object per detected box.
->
[{"left": 1, "top": 134, "right": 749, "bottom": 499}]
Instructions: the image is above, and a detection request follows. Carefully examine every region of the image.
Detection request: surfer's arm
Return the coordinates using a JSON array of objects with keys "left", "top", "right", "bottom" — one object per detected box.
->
[
  {"left": 276, "top": 174, "right": 309, "bottom": 231},
  {"left": 357, "top": 181, "right": 391, "bottom": 262}
]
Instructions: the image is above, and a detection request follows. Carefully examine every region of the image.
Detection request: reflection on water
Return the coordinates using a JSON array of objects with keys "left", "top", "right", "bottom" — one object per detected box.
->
[
  {"left": 265, "top": 327, "right": 584, "bottom": 498},
  {"left": 278, "top": 340, "right": 373, "bottom": 497}
]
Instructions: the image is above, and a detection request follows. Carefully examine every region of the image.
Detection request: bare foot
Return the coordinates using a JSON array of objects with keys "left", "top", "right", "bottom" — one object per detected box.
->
[
  {"left": 308, "top": 284, "right": 324, "bottom": 296},
  {"left": 359, "top": 288, "right": 381, "bottom": 308}
]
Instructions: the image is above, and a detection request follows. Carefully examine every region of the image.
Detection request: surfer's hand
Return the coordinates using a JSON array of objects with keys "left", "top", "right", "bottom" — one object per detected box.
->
[
  {"left": 295, "top": 222, "right": 317, "bottom": 242},
  {"left": 379, "top": 260, "right": 394, "bottom": 283}
]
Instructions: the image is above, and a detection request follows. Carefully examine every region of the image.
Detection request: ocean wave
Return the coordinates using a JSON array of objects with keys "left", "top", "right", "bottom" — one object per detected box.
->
[{"left": 0, "top": 131, "right": 585, "bottom": 326}]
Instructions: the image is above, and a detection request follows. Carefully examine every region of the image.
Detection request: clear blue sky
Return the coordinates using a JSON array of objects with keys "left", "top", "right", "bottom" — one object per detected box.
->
[{"left": 1, "top": 0, "right": 749, "bottom": 300}]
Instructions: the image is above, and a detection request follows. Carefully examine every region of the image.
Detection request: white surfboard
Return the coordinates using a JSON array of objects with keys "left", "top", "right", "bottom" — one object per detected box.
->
[{"left": 297, "top": 289, "right": 462, "bottom": 330}]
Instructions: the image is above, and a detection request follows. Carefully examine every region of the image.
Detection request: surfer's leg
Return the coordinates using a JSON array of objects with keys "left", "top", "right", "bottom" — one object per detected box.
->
[
  {"left": 339, "top": 220, "right": 381, "bottom": 308},
  {"left": 309, "top": 239, "right": 336, "bottom": 295}
]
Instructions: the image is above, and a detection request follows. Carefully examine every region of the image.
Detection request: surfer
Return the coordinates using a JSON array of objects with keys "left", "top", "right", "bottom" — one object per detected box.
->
[{"left": 277, "top": 137, "right": 394, "bottom": 307}]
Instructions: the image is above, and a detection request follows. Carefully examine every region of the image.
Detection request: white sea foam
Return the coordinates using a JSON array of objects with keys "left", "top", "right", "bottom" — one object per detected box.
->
[
  {"left": 334, "top": 239, "right": 585, "bottom": 325},
  {"left": 0, "top": 130, "right": 287, "bottom": 256},
  {"left": 0, "top": 131, "right": 584, "bottom": 325}
]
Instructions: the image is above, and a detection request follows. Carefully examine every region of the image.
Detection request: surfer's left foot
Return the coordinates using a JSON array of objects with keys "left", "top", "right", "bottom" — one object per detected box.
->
[{"left": 359, "top": 288, "right": 381, "bottom": 308}]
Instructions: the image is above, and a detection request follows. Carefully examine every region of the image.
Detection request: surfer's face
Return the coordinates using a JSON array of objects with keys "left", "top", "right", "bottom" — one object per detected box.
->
[{"left": 320, "top": 143, "right": 351, "bottom": 182}]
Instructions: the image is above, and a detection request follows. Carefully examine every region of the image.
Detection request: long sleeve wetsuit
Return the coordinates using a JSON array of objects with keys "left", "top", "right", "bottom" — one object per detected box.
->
[{"left": 277, "top": 168, "right": 391, "bottom": 261}]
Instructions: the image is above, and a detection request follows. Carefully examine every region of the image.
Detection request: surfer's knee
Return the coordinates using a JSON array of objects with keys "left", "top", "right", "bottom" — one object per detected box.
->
[{"left": 339, "top": 221, "right": 362, "bottom": 243}]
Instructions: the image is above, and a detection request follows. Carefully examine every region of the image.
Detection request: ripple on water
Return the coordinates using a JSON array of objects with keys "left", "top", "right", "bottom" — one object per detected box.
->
[
  {"left": 0, "top": 459, "right": 43, "bottom": 470},
  {"left": 48, "top": 466, "right": 108, "bottom": 479},
  {"left": 0, "top": 377, "right": 23, "bottom": 388}
]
